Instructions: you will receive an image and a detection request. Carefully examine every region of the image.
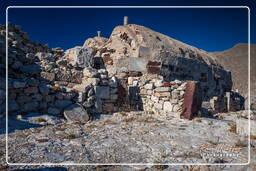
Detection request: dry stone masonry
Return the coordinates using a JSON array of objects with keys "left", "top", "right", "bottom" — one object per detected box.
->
[{"left": 0, "top": 19, "right": 246, "bottom": 123}]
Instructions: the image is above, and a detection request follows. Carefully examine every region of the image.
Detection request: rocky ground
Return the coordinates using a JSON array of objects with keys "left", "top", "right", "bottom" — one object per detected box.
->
[{"left": 0, "top": 111, "right": 255, "bottom": 170}]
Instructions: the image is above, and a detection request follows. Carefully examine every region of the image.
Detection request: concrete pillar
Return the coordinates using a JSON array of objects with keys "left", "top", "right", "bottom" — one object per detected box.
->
[
  {"left": 124, "top": 16, "right": 128, "bottom": 25},
  {"left": 97, "top": 31, "right": 101, "bottom": 37},
  {"left": 226, "top": 92, "right": 231, "bottom": 111}
]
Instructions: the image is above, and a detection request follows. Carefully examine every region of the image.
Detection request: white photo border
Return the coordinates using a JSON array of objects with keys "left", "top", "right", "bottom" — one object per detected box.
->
[{"left": 5, "top": 6, "right": 251, "bottom": 166}]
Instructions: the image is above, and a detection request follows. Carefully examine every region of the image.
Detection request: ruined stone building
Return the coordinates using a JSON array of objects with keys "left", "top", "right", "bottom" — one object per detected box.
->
[{"left": 0, "top": 17, "right": 244, "bottom": 122}]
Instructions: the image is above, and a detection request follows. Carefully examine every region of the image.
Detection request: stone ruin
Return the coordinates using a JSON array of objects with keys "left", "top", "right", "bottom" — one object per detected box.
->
[{"left": 0, "top": 18, "right": 245, "bottom": 122}]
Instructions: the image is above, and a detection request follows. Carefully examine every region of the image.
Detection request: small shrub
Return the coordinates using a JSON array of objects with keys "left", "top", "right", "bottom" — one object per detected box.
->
[
  {"left": 152, "top": 160, "right": 168, "bottom": 170},
  {"left": 67, "top": 133, "right": 76, "bottom": 139},
  {"left": 235, "top": 140, "right": 247, "bottom": 147},
  {"left": 208, "top": 121, "right": 213, "bottom": 125},
  {"left": 250, "top": 135, "right": 256, "bottom": 140},
  {"left": 228, "top": 124, "right": 237, "bottom": 134},
  {"left": 122, "top": 117, "right": 136, "bottom": 122},
  {"left": 207, "top": 140, "right": 218, "bottom": 145}
]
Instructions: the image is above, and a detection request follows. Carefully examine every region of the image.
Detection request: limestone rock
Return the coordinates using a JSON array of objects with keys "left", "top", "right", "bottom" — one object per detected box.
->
[
  {"left": 155, "top": 87, "right": 171, "bottom": 92},
  {"left": 63, "top": 103, "right": 89, "bottom": 123},
  {"left": 144, "top": 83, "right": 154, "bottom": 90},
  {"left": 163, "top": 101, "right": 173, "bottom": 112}
]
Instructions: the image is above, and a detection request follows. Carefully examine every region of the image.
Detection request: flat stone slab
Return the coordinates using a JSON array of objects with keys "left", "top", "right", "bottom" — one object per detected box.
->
[
  {"left": 128, "top": 57, "right": 147, "bottom": 72},
  {"left": 63, "top": 103, "right": 89, "bottom": 123},
  {"left": 182, "top": 81, "right": 202, "bottom": 120}
]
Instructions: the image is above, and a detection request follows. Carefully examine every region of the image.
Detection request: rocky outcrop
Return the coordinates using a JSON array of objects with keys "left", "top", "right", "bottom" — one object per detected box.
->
[{"left": 78, "top": 24, "right": 233, "bottom": 101}]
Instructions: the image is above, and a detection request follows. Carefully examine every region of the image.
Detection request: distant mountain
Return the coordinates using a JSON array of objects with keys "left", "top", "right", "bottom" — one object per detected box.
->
[{"left": 210, "top": 43, "right": 256, "bottom": 97}]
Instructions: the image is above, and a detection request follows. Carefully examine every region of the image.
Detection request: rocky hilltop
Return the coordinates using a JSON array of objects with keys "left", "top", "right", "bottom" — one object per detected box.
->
[
  {"left": 65, "top": 23, "right": 234, "bottom": 101},
  {"left": 0, "top": 19, "right": 254, "bottom": 169}
]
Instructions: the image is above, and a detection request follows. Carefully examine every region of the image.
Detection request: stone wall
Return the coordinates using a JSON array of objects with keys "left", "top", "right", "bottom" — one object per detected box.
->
[
  {"left": 160, "top": 56, "right": 232, "bottom": 101},
  {"left": 0, "top": 24, "right": 244, "bottom": 122},
  {"left": 139, "top": 79, "right": 186, "bottom": 118}
]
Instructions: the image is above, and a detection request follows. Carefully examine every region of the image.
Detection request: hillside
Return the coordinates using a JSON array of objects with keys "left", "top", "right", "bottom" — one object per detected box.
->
[{"left": 211, "top": 43, "right": 256, "bottom": 97}]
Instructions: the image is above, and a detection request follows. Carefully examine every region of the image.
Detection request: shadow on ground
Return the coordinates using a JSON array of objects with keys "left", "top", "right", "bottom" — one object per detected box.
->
[{"left": 0, "top": 115, "right": 43, "bottom": 134}]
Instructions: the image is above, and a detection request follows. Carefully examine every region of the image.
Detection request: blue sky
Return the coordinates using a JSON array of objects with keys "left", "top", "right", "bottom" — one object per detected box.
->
[{"left": 1, "top": 0, "right": 255, "bottom": 52}]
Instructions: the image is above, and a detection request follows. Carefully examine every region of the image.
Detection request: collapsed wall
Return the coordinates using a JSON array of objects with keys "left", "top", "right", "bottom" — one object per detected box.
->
[{"left": 0, "top": 23, "right": 244, "bottom": 122}]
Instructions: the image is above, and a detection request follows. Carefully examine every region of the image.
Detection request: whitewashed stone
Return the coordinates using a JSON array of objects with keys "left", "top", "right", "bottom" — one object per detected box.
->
[
  {"left": 144, "top": 83, "right": 154, "bottom": 90},
  {"left": 154, "top": 80, "right": 163, "bottom": 87},
  {"left": 151, "top": 96, "right": 159, "bottom": 103},
  {"left": 154, "top": 103, "right": 163, "bottom": 110},
  {"left": 155, "top": 87, "right": 171, "bottom": 92},
  {"left": 163, "top": 102, "right": 173, "bottom": 112},
  {"left": 172, "top": 90, "right": 179, "bottom": 99}
]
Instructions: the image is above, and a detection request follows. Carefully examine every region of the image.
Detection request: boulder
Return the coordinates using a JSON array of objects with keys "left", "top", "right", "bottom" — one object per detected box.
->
[{"left": 64, "top": 103, "right": 89, "bottom": 123}]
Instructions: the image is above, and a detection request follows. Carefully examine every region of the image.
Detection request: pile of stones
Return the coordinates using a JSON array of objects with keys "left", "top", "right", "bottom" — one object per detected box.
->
[{"left": 0, "top": 24, "right": 122, "bottom": 122}]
